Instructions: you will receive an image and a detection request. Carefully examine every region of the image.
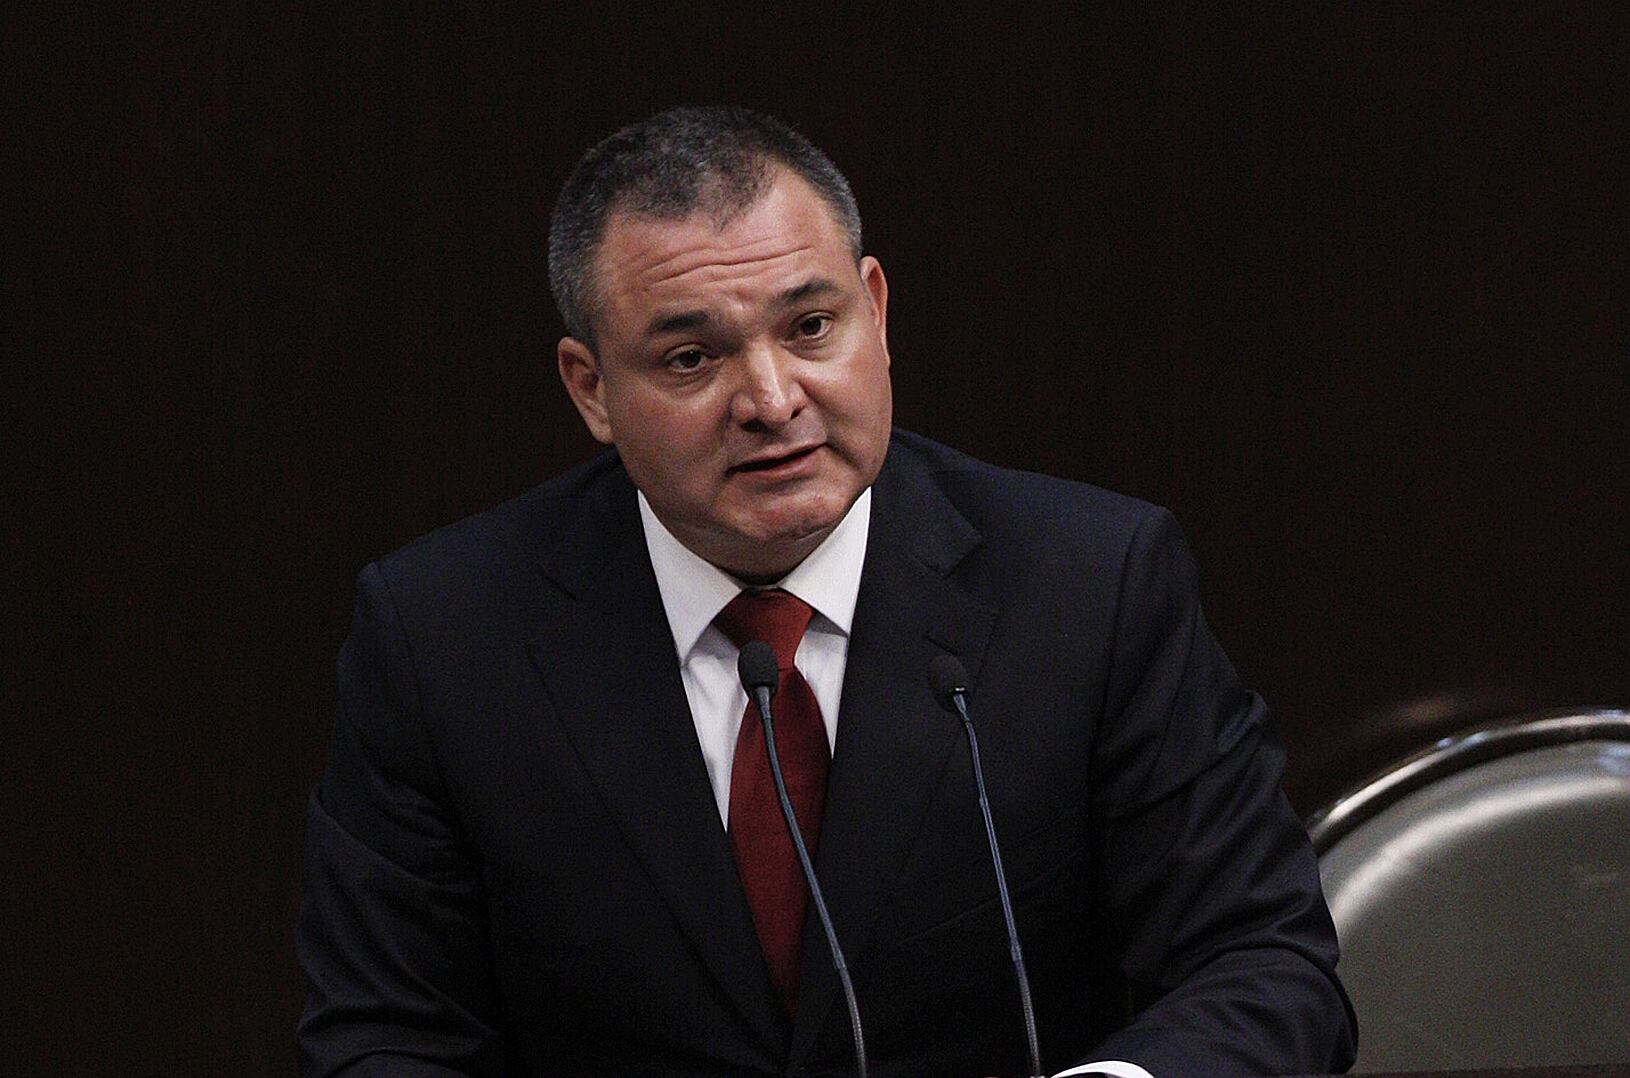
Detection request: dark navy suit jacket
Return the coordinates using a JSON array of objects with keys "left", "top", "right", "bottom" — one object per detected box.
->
[{"left": 298, "top": 431, "right": 1356, "bottom": 1077}]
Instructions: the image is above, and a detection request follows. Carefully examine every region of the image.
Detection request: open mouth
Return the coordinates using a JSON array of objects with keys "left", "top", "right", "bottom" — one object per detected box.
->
[{"left": 731, "top": 444, "right": 821, "bottom": 474}]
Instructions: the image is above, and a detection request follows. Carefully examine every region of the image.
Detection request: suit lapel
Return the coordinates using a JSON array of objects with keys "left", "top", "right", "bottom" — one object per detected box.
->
[
  {"left": 788, "top": 448, "right": 997, "bottom": 1068},
  {"left": 525, "top": 468, "right": 787, "bottom": 1056}
]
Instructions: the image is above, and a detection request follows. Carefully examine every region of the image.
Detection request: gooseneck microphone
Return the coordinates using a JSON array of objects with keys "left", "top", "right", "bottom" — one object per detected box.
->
[
  {"left": 929, "top": 654, "right": 1044, "bottom": 1078},
  {"left": 737, "top": 641, "right": 868, "bottom": 1078}
]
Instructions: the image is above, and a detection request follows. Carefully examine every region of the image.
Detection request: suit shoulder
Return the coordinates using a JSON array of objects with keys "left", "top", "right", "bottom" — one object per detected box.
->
[
  {"left": 887, "top": 429, "right": 1164, "bottom": 548},
  {"left": 366, "top": 450, "right": 624, "bottom": 604}
]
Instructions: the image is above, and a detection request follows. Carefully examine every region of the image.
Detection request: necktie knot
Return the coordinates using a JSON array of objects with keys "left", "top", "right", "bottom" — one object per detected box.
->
[{"left": 714, "top": 589, "right": 815, "bottom": 669}]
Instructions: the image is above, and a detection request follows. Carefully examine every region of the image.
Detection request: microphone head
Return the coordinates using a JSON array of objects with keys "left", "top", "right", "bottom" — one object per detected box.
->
[
  {"left": 928, "top": 653, "right": 970, "bottom": 704},
  {"left": 737, "top": 640, "right": 780, "bottom": 694}
]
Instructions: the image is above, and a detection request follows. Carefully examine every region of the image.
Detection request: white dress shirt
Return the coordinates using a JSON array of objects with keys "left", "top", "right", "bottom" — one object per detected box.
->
[
  {"left": 638, "top": 487, "right": 870, "bottom": 826},
  {"left": 636, "top": 487, "right": 1153, "bottom": 1078}
]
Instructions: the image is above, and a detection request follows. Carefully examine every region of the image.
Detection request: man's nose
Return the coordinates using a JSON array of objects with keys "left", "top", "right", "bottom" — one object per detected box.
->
[{"left": 731, "top": 344, "right": 805, "bottom": 428}]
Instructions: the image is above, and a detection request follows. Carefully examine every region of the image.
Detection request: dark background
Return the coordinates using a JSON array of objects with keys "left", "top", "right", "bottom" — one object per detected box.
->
[{"left": 4, "top": 6, "right": 1625, "bottom": 1075}]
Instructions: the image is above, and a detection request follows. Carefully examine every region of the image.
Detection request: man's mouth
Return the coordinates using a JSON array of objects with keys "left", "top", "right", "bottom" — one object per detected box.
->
[{"left": 730, "top": 444, "right": 822, "bottom": 474}]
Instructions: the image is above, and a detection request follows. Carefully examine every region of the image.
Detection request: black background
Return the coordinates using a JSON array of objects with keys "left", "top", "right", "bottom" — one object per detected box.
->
[{"left": 4, "top": 6, "right": 1626, "bottom": 1075}]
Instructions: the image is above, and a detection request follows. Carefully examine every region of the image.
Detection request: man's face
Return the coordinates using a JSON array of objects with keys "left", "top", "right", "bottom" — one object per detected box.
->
[{"left": 558, "top": 170, "right": 892, "bottom": 582}]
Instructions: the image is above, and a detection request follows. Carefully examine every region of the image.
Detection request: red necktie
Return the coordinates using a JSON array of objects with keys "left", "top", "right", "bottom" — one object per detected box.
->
[{"left": 715, "top": 589, "right": 831, "bottom": 1016}]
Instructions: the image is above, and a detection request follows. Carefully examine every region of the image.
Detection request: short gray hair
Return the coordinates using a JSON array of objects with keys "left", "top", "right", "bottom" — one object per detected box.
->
[{"left": 547, "top": 105, "right": 863, "bottom": 348}]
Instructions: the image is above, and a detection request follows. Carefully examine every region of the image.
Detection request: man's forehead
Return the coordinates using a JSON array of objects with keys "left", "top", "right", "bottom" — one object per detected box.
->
[
  {"left": 595, "top": 177, "right": 853, "bottom": 326},
  {"left": 609, "top": 219, "right": 813, "bottom": 284}
]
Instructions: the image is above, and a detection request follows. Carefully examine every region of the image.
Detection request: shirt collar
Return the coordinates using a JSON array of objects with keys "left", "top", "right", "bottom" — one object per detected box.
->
[{"left": 638, "top": 487, "right": 873, "bottom": 660}]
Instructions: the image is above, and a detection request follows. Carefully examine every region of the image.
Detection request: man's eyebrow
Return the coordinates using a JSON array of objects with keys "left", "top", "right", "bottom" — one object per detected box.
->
[
  {"left": 777, "top": 277, "right": 842, "bottom": 305},
  {"left": 645, "top": 309, "right": 711, "bottom": 337}
]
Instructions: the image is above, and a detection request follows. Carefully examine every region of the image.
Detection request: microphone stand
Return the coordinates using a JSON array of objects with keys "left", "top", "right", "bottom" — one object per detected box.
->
[
  {"left": 740, "top": 642, "right": 868, "bottom": 1078},
  {"left": 933, "top": 655, "right": 1044, "bottom": 1078}
]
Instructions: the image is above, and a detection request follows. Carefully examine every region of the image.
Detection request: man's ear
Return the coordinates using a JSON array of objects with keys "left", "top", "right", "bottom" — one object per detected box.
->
[
  {"left": 859, "top": 255, "right": 890, "bottom": 366},
  {"left": 557, "top": 336, "right": 614, "bottom": 444}
]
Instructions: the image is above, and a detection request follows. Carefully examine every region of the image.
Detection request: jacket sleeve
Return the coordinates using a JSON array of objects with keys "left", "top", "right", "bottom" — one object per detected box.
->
[
  {"left": 1080, "top": 507, "right": 1357, "bottom": 1077},
  {"left": 296, "top": 562, "right": 504, "bottom": 1077}
]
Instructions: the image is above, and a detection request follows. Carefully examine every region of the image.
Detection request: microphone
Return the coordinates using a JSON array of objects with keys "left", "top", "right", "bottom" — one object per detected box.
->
[
  {"left": 929, "top": 654, "right": 1043, "bottom": 1078},
  {"left": 737, "top": 641, "right": 868, "bottom": 1078}
]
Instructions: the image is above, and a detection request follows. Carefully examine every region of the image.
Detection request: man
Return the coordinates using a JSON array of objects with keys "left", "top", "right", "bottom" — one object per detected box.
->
[{"left": 299, "top": 106, "right": 1356, "bottom": 1077}]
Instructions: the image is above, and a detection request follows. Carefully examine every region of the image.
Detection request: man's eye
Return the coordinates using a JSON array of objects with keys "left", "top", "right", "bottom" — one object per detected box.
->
[
  {"left": 665, "top": 348, "right": 707, "bottom": 371},
  {"left": 794, "top": 314, "right": 833, "bottom": 339}
]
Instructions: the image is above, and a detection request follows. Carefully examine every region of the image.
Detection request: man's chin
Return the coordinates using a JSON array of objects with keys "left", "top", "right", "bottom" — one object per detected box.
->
[{"left": 717, "top": 514, "right": 844, "bottom": 582}]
